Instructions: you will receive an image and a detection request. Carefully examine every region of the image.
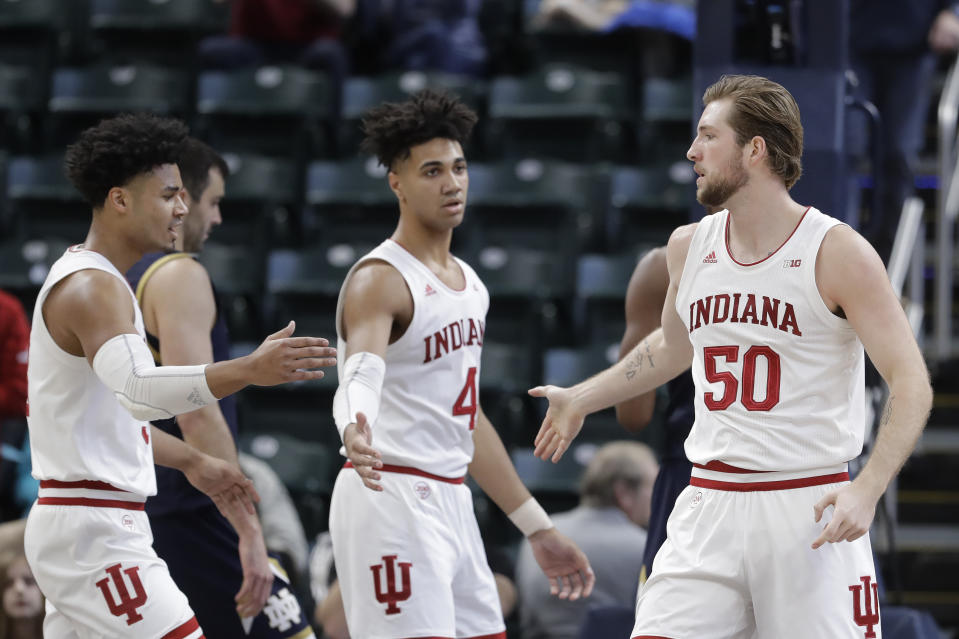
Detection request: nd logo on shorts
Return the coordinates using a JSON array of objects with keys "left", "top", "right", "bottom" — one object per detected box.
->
[
  {"left": 95, "top": 563, "right": 148, "bottom": 625},
  {"left": 849, "top": 575, "right": 880, "bottom": 638},
  {"left": 369, "top": 555, "right": 412, "bottom": 615}
]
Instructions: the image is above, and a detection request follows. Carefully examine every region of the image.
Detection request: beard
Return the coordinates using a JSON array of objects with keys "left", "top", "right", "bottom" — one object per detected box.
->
[{"left": 696, "top": 157, "right": 749, "bottom": 208}]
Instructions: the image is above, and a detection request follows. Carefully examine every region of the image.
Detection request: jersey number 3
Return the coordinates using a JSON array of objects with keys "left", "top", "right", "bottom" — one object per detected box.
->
[
  {"left": 453, "top": 366, "right": 478, "bottom": 429},
  {"left": 703, "top": 345, "right": 781, "bottom": 411}
]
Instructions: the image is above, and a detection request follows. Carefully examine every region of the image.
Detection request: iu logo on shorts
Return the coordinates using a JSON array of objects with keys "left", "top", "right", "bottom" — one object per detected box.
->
[
  {"left": 370, "top": 555, "right": 412, "bottom": 615},
  {"left": 849, "top": 575, "right": 880, "bottom": 638},
  {"left": 95, "top": 563, "right": 148, "bottom": 625}
]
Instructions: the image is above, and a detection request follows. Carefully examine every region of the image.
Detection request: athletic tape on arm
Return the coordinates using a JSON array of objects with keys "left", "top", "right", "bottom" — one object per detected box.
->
[
  {"left": 332, "top": 352, "right": 386, "bottom": 441},
  {"left": 92, "top": 333, "right": 217, "bottom": 421}
]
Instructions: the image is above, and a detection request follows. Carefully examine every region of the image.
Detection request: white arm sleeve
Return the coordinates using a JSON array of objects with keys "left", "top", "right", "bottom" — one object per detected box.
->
[
  {"left": 332, "top": 352, "right": 386, "bottom": 441},
  {"left": 92, "top": 333, "right": 218, "bottom": 422}
]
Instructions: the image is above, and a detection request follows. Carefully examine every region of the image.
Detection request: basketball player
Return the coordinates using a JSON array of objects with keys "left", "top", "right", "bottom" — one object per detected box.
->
[
  {"left": 24, "top": 114, "right": 336, "bottom": 639},
  {"left": 531, "top": 74, "right": 932, "bottom": 638},
  {"left": 614, "top": 246, "right": 695, "bottom": 582},
  {"left": 127, "top": 138, "right": 317, "bottom": 638},
  {"left": 328, "top": 89, "right": 595, "bottom": 639}
]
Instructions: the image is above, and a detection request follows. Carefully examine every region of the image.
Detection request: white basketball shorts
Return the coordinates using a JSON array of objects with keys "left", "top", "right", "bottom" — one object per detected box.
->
[
  {"left": 24, "top": 481, "right": 202, "bottom": 639},
  {"left": 329, "top": 464, "right": 505, "bottom": 639},
  {"left": 633, "top": 464, "right": 881, "bottom": 639}
]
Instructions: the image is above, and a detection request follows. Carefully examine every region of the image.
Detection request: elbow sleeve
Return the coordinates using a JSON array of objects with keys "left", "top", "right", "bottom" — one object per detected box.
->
[
  {"left": 92, "top": 334, "right": 218, "bottom": 421},
  {"left": 332, "top": 352, "right": 386, "bottom": 440}
]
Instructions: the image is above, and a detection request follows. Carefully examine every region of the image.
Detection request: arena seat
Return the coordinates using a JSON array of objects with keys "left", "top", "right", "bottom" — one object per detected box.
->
[
  {"left": 195, "top": 66, "right": 332, "bottom": 157},
  {"left": 303, "top": 157, "right": 397, "bottom": 244},
  {"left": 6, "top": 154, "right": 87, "bottom": 241},
  {"left": 486, "top": 65, "right": 631, "bottom": 161}
]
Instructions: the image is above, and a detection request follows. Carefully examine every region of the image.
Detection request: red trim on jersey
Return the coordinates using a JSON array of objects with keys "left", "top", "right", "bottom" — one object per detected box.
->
[
  {"left": 39, "top": 479, "right": 129, "bottom": 492},
  {"left": 343, "top": 462, "right": 465, "bottom": 484},
  {"left": 387, "top": 238, "right": 467, "bottom": 292},
  {"left": 633, "top": 635, "right": 677, "bottom": 638},
  {"left": 724, "top": 206, "right": 811, "bottom": 266},
  {"left": 161, "top": 617, "right": 201, "bottom": 639},
  {"left": 690, "top": 471, "right": 849, "bottom": 492},
  {"left": 37, "top": 497, "right": 145, "bottom": 510},
  {"left": 693, "top": 461, "right": 769, "bottom": 474}
]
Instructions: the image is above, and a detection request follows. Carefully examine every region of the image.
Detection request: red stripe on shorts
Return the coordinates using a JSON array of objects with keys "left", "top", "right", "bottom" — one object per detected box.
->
[
  {"left": 39, "top": 479, "right": 128, "bottom": 491},
  {"left": 693, "top": 461, "right": 769, "bottom": 473},
  {"left": 397, "top": 634, "right": 505, "bottom": 639},
  {"left": 161, "top": 616, "right": 200, "bottom": 639},
  {"left": 343, "top": 462, "right": 465, "bottom": 484},
  {"left": 633, "top": 635, "right": 677, "bottom": 638},
  {"left": 690, "top": 471, "right": 850, "bottom": 492},
  {"left": 36, "top": 497, "right": 145, "bottom": 510}
]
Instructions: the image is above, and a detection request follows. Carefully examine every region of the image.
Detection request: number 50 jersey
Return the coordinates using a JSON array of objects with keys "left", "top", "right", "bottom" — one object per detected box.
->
[
  {"left": 675, "top": 207, "right": 866, "bottom": 472},
  {"left": 335, "top": 239, "right": 490, "bottom": 478}
]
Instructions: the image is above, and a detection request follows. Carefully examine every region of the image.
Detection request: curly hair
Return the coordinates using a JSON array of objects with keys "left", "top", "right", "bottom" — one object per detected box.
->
[
  {"left": 178, "top": 137, "right": 229, "bottom": 202},
  {"left": 360, "top": 89, "right": 478, "bottom": 171},
  {"left": 64, "top": 113, "right": 190, "bottom": 208}
]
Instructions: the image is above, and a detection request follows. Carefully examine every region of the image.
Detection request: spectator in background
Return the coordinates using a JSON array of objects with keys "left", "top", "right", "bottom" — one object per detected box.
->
[
  {"left": 515, "top": 441, "right": 658, "bottom": 639},
  {"left": 0, "top": 290, "right": 30, "bottom": 523},
  {"left": 849, "top": 0, "right": 959, "bottom": 262},
  {"left": 200, "top": 0, "right": 354, "bottom": 95},
  {"left": 378, "top": 0, "right": 488, "bottom": 76},
  {"left": 0, "top": 290, "right": 28, "bottom": 423},
  {"left": 532, "top": 0, "right": 628, "bottom": 31},
  {"left": 0, "top": 551, "right": 43, "bottom": 639}
]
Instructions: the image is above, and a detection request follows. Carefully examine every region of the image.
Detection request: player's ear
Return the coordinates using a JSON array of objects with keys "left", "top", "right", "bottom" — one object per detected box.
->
[{"left": 388, "top": 170, "right": 404, "bottom": 204}]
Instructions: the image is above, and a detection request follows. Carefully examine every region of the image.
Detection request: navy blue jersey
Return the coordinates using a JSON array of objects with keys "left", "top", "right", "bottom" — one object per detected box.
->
[
  {"left": 152, "top": 505, "right": 315, "bottom": 638},
  {"left": 643, "top": 370, "right": 694, "bottom": 576},
  {"left": 126, "top": 251, "right": 239, "bottom": 516}
]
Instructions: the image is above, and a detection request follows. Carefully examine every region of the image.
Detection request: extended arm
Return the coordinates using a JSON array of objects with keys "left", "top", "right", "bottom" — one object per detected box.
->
[
  {"left": 333, "top": 261, "right": 410, "bottom": 491},
  {"left": 42, "top": 270, "right": 335, "bottom": 420},
  {"left": 811, "top": 226, "right": 933, "bottom": 548},
  {"left": 144, "top": 257, "right": 273, "bottom": 617},
  {"left": 531, "top": 225, "right": 697, "bottom": 461},
  {"left": 469, "top": 407, "right": 594, "bottom": 600},
  {"left": 615, "top": 247, "right": 670, "bottom": 431}
]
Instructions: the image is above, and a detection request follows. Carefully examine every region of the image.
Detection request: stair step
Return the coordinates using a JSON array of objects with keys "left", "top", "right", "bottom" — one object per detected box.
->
[
  {"left": 914, "top": 428, "right": 959, "bottom": 455},
  {"left": 892, "top": 524, "right": 959, "bottom": 552},
  {"left": 898, "top": 490, "right": 959, "bottom": 525}
]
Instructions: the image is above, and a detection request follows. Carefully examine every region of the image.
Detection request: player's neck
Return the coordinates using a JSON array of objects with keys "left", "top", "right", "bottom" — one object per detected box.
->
[
  {"left": 83, "top": 219, "right": 148, "bottom": 274},
  {"left": 391, "top": 220, "right": 454, "bottom": 269},
  {"left": 724, "top": 181, "right": 807, "bottom": 262}
]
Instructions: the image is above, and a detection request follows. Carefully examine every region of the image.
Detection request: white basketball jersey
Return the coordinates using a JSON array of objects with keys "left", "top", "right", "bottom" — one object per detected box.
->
[
  {"left": 675, "top": 208, "right": 866, "bottom": 471},
  {"left": 335, "top": 239, "right": 490, "bottom": 478},
  {"left": 28, "top": 246, "right": 157, "bottom": 496}
]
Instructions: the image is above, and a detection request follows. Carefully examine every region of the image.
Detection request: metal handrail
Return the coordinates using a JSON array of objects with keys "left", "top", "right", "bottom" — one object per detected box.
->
[{"left": 935, "top": 52, "right": 959, "bottom": 358}]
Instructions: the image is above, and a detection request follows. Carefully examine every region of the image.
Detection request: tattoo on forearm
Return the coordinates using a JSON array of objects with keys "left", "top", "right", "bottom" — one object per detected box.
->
[
  {"left": 624, "top": 339, "right": 655, "bottom": 381},
  {"left": 880, "top": 395, "right": 894, "bottom": 427}
]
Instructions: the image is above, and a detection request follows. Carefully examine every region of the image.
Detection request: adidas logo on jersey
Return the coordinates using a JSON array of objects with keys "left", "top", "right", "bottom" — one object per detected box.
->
[
  {"left": 424, "top": 284, "right": 437, "bottom": 296},
  {"left": 703, "top": 251, "right": 718, "bottom": 264}
]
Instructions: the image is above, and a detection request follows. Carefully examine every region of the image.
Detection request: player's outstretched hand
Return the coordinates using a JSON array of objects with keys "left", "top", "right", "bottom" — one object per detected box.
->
[
  {"left": 187, "top": 453, "right": 260, "bottom": 515},
  {"left": 344, "top": 412, "right": 383, "bottom": 492},
  {"left": 247, "top": 321, "right": 337, "bottom": 386},
  {"left": 529, "top": 527, "right": 595, "bottom": 601},
  {"left": 528, "top": 385, "right": 585, "bottom": 463},
  {"left": 234, "top": 529, "right": 274, "bottom": 618},
  {"left": 810, "top": 479, "right": 879, "bottom": 549}
]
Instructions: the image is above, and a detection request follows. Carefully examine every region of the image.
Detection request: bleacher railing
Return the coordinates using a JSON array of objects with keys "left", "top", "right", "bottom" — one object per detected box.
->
[{"left": 935, "top": 52, "right": 959, "bottom": 359}]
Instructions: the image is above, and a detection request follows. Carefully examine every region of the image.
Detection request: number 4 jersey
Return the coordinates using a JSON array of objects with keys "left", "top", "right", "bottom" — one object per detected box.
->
[
  {"left": 675, "top": 207, "right": 866, "bottom": 472},
  {"left": 335, "top": 239, "right": 490, "bottom": 478}
]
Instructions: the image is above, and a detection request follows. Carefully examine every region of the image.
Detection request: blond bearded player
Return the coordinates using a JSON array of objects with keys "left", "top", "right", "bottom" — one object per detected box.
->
[
  {"left": 530, "top": 75, "right": 932, "bottom": 638},
  {"left": 328, "top": 90, "right": 595, "bottom": 639}
]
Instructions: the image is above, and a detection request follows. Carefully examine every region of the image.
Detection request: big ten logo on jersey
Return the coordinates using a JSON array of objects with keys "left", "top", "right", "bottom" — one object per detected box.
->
[
  {"left": 782, "top": 258, "right": 802, "bottom": 268},
  {"left": 849, "top": 575, "right": 880, "bottom": 638},
  {"left": 262, "top": 587, "right": 304, "bottom": 632},
  {"left": 422, "top": 317, "right": 484, "bottom": 363},
  {"left": 95, "top": 563, "right": 147, "bottom": 625},
  {"left": 370, "top": 555, "right": 412, "bottom": 615}
]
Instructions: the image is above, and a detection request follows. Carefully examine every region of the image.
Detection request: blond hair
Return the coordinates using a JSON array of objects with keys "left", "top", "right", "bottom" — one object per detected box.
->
[{"left": 703, "top": 74, "right": 803, "bottom": 189}]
